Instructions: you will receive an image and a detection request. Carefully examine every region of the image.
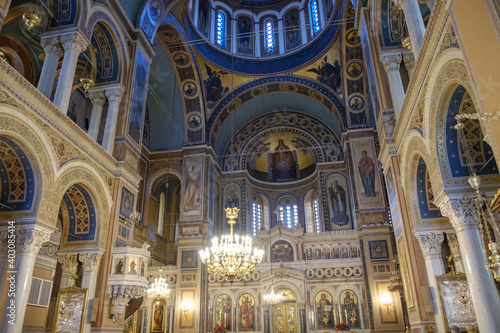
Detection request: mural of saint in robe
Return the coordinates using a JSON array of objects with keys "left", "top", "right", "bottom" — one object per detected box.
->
[
  {"left": 152, "top": 300, "right": 165, "bottom": 332},
  {"left": 341, "top": 290, "right": 360, "bottom": 328},
  {"left": 328, "top": 179, "right": 349, "bottom": 225},
  {"left": 237, "top": 16, "right": 253, "bottom": 54},
  {"left": 357, "top": 150, "right": 376, "bottom": 197},
  {"left": 203, "top": 64, "right": 229, "bottom": 109},
  {"left": 215, "top": 295, "right": 231, "bottom": 330},
  {"left": 307, "top": 56, "right": 342, "bottom": 93},
  {"left": 271, "top": 139, "right": 297, "bottom": 181},
  {"left": 316, "top": 292, "right": 334, "bottom": 329},
  {"left": 239, "top": 294, "right": 255, "bottom": 331}
]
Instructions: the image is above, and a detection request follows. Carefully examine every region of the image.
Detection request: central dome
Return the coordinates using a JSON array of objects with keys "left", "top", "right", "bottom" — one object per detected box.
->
[{"left": 187, "top": 0, "right": 339, "bottom": 65}]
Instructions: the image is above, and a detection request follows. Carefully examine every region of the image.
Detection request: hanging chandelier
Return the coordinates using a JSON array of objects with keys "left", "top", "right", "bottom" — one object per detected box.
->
[
  {"left": 147, "top": 276, "right": 170, "bottom": 299},
  {"left": 200, "top": 207, "right": 264, "bottom": 282},
  {"left": 264, "top": 285, "right": 282, "bottom": 305}
]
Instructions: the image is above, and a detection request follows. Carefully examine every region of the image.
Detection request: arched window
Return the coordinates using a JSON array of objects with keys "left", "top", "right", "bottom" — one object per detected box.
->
[
  {"left": 312, "top": 197, "right": 320, "bottom": 232},
  {"left": 216, "top": 11, "right": 226, "bottom": 47},
  {"left": 264, "top": 19, "right": 275, "bottom": 54},
  {"left": 277, "top": 197, "right": 299, "bottom": 228},
  {"left": 252, "top": 200, "right": 263, "bottom": 236},
  {"left": 309, "top": 0, "right": 320, "bottom": 35}
]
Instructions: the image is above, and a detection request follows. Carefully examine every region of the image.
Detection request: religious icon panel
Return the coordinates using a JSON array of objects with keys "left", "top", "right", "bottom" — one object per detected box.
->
[
  {"left": 315, "top": 291, "right": 334, "bottom": 329},
  {"left": 239, "top": 294, "right": 256, "bottom": 331}
]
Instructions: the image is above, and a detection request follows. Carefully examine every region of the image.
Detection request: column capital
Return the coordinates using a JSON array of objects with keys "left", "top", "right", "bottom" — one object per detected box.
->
[
  {"left": 392, "top": 0, "right": 414, "bottom": 8},
  {"left": 58, "top": 253, "right": 78, "bottom": 272},
  {"left": 17, "top": 227, "right": 52, "bottom": 255},
  {"left": 79, "top": 253, "right": 102, "bottom": 274},
  {"left": 414, "top": 231, "right": 445, "bottom": 259},
  {"left": 59, "top": 33, "right": 88, "bottom": 54},
  {"left": 439, "top": 196, "right": 479, "bottom": 232},
  {"left": 402, "top": 51, "right": 415, "bottom": 71},
  {"left": 382, "top": 108, "right": 396, "bottom": 137},
  {"left": 87, "top": 90, "right": 106, "bottom": 106},
  {"left": 105, "top": 85, "right": 125, "bottom": 103},
  {"left": 380, "top": 53, "right": 402, "bottom": 72},
  {"left": 40, "top": 36, "right": 64, "bottom": 58}
]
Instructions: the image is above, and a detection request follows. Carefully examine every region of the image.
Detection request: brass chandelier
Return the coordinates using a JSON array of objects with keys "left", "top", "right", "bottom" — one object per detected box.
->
[
  {"left": 199, "top": 207, "right": 264, "bottom": 282},
  {"left": 147, "top": 276, "right": 170, "bottom": 299}
]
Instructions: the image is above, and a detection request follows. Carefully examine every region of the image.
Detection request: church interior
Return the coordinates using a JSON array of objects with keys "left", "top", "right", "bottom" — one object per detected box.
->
[{"left": 1, "top": 0, "right": 500, "bottom": 332}]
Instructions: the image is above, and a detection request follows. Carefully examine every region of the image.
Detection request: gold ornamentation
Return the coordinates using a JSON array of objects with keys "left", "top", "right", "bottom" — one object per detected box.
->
[{"left": 199, "top": 208, "right": 263, "bottom": 282}]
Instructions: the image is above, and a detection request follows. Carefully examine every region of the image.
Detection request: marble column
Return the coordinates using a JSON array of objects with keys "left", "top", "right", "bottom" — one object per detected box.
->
[
  {"left": 57, "top": 253, "right": 78, "bottom": 288},
  {"left": 263, "top": 304, "right": 270, "bottom": 333},
  {"left": 278, "top": 19, "right": 285, "bottom": 54},
  {"left": 210, "top": 7, "right": 216, "bottom": 44},
  {"left": 446, "top": 233, "right": 464, "bottom": 273},
  {"left": 299, "top": 9, "right": 308, "bottom": 45},
  {"left": 38, "top": 36, "right": 63, "bottom": 99},
  {"left": 380, "top": 53, "right": 405, "bottom": 120},
  {"left": 414, "top": 231, "right": 446, "bottom": 333},
  {"left": 254, "top": 22, "right": 261, "bottom": 57},
  {"left": 79, "top": 253, "right": 102, "bottom": 333},
  {"left": 101, "top": 85, "right": 125, "bottom": 154},
  {"left": 53, "top": 33, "right": 88, "bottom": 114},
  {"left": 86, "top": 90, "right": 106, "bottom": 140},
  {"left": 440, "top": 197, "right": 500, "bottom": 333},
  {"left": 0, "top": 226, "right": 52, "bottom": 333},
  {"left": 231, "top": 17, "right": 237, "bottom": 54},
  {"left": 402, "top": 51, "right": 415, "bottom": 78},
  {"left": 393, "top": 0, "right": 426, "bottom": 58},
  {"left": 193, "top": 0, "right": 200, "bottom": 27}
]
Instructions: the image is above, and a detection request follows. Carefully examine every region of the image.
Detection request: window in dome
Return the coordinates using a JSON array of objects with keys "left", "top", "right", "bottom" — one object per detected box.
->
[
  {"left": 264, "top": 19, "right": 275, "bottom": 54},
  {"left": 313, "top": 197, "right": 320, "bottom": 232},
  {"left": 216, "top": 11, "right": 226, "bottom": 47},
  {"left": 309, "top": 0, "right": 320, "bottom": 35},
  {"left": 252, "top": 201, "right": 262, "bottom": 236},
  {"left": 277, "top": 198, "right": 299, "bottom": 229}
]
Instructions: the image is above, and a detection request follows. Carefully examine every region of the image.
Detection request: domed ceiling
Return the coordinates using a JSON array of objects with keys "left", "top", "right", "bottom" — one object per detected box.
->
[{"left": 144, "top": 0, "right": 374, "bottom": 167}]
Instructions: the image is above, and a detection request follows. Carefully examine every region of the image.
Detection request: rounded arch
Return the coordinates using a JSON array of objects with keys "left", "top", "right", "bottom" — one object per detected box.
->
[
  {"left": 266, "top": 280, "right": 305, "bottom": 303},
  {"left": 251, "top": 191, "right": 271, "bottom": 233},
  {"left": 147, "top": 165, "right": 183, "bottom": 195},
  {"left": 303, "top": 187, "right": 320, "bottom": 233},
  {"left": 84, "top": 7, "right": 132, "bottom": 82},
  {"left": 399, "top": 131, "right": 444, "bottom": 201},
  {"left": 52, "top": 164, "right": 112, "bottom": 249},
  {"left": 0, "top": 106, "right": 57, "bottom": 224},
  {"left": 423, "top": 49, "right": 471, "bottom": 146}
]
